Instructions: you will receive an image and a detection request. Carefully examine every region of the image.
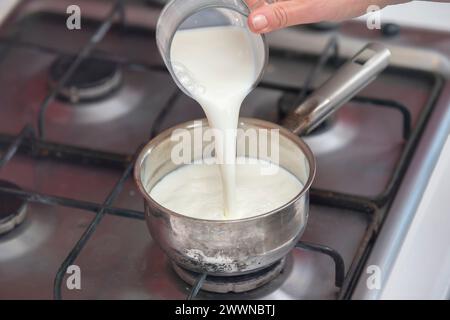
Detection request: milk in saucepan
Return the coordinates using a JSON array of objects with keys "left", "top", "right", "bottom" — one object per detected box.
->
[{"left": 150, "top": 158, "right": 303, "bottom": 220}]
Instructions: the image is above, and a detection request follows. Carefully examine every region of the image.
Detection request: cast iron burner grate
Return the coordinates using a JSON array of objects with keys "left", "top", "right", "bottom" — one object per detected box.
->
[
  {"left": 173, "top": 259, "right": 286, "bottom": 294},
  {"left": 184, "top": 241, "right": 346, "bottom": 299},
  {"left": 49, "top": 56, "right": 123, "bottom": 104},
  {"left": 0, "top": 180, "right": 28, "bottom": 235}
]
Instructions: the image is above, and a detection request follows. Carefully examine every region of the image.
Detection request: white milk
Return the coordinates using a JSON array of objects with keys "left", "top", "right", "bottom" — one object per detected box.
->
[
  {"left": 150, "top": 158, "right": 303, "bottom": 220},
  {"left": 170, "top": 26, "right": 257, "bottom": 217}
]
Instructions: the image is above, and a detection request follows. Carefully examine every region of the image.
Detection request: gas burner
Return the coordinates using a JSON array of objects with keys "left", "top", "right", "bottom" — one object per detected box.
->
[
  {"left": 49, "top": 56, "right": 123, "bottom": 104},
  {"left": 0, "top": 181, "right": 28, "bottom": 236},
  {"left": 173, "top": 259, "right": 286, "bottom": 294}
]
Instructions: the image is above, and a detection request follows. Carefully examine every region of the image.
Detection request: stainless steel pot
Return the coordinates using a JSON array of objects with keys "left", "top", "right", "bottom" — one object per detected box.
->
[{"left": 134, "top": 43, "right": 391, "bottom": 276}]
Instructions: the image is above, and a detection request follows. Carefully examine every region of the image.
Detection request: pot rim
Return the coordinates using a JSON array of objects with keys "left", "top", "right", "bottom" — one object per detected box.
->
[{"left": 134, "top": 117, "right": 316, "bottom": 224}]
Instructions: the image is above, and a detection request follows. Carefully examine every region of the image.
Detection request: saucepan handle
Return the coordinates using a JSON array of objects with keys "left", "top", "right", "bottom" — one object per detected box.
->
[{"left": 283, "top": 43, "right": 391, "bottom": 135}]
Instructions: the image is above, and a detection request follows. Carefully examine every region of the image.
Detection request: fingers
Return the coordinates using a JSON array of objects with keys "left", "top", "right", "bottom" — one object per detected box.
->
[
  {"left": 247, "top": 0, "right": 411, "bottom": 34},
  {"left": 244, "top": 0, "right": 270, "bottom": 10},
  {"left": 244, "top": 0, "right": 262, "bottom": 9},
  {"left": 248, "top": 0, "right": 324, "bottom": 33}
]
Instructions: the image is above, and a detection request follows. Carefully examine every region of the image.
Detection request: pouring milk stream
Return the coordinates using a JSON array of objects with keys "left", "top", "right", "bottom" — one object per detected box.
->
[
  {"left": 171, "top": 26, "right": 254, "bottom": 217},
  {"left": 150, "top": 25, "right": 303, "bottom": 220}
]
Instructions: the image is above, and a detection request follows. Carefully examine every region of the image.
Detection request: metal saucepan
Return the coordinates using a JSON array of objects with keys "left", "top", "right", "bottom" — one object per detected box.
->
[{"left": 134, "top": 43, "right": 391, "bottom": 276}]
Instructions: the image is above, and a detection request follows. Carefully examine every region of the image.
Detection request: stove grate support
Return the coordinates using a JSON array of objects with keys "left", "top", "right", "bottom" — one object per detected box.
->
[
  {"left": 278, "top": 35, "right": 340, "bottom": 118},
  {"left": 296, "top": 241, "right": 345, "bottom": 288},
  {"left": 186, "top": 241, "right": 346, "bottom": 300},
  {"left": 53, "top": 147, "right": 140, "bottom": 300},
  {"left": 0, "top": 125, "right": 34, "bottom": 168},
  {"left": 187, "top": 273, "right": 208, "bottom": 300}
]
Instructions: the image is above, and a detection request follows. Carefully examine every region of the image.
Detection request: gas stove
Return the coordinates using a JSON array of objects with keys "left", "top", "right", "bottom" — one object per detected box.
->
[{"left": 0, "top": 0, "right": 449, "bottom": 300}]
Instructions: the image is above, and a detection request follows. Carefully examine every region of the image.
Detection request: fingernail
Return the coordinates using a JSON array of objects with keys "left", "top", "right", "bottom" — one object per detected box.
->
[{"left": 252, "top": 14, "right": 268, "bottom": 31}]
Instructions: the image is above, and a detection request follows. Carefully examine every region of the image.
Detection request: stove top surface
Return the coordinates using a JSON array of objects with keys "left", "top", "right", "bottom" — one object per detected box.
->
[{"left": 0, "top": 0, "right": 448, "bottom": 300}]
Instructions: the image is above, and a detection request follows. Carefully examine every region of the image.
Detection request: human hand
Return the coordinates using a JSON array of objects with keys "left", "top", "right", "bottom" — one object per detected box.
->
[{"left": 245, "top": 0, "right": 410, "bottom": 33}]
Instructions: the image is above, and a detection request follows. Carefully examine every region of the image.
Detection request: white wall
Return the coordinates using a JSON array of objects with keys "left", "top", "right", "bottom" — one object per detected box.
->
[
  {"left": 0, "top": 0, "right": 19, "bottom": 24},
  {"left": 357, "top": 1, "right": 450, "bottom": 31}
]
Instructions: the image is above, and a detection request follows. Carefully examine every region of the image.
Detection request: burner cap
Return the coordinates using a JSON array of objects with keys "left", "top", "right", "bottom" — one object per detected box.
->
[
  {"left": 173, "top": 258, "right": 285, "bottom": 294},
  {"left": 49, "top": 56, "right": 123, "bottom": 104},
  {"left": 0, "top": 180, "right": 28, "bottom": 235}
]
